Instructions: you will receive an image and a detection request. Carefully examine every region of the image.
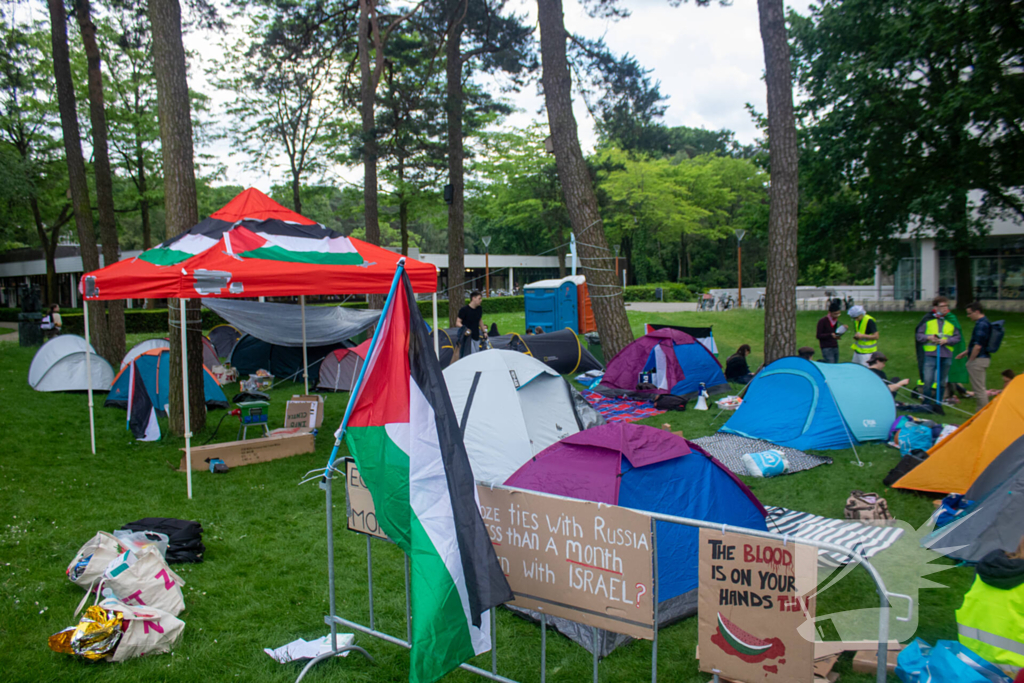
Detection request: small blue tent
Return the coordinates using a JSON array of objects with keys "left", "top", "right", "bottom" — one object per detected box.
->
[
  {"left": 600, "top": 328, "right": 729, "bottom": 399},
  {"left": 105, "top": 349, "right": 228, "bottom": 415},
  {"left": 721, "top": 357, "right": 895, "bottom": 450}
]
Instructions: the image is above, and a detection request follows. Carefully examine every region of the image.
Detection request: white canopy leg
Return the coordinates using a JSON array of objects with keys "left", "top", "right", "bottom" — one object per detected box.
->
[
  {"left": 432, "top": 292, "right": 439, "bottom": 359},
  {"left": 180, "top": 299, "right": 193, "bottom": 499},
  {"left": 301, "top": 294, "right": 309, "bottom": 395},
  {"left": 84, "top": 297, "right": 96, "bottom": 455}
]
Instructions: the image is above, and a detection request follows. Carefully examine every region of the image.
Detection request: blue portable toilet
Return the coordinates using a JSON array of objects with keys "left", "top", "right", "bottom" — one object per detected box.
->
[
  {"left": 720, "top": 357, "right": 895, "bottom": 450},
  {"left": 523, "top": 276, "right": 579, "bottom": 333}
]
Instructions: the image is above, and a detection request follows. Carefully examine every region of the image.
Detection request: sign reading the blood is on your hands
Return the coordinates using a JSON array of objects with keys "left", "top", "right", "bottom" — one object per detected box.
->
[{"left": 698, "top": 529, "right": 817, "bottom": 683}]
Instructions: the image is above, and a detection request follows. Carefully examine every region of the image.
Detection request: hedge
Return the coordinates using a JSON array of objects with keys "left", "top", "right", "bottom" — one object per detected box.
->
[{"left": 623, "top": 284, "right": 695, "bottom": 302}]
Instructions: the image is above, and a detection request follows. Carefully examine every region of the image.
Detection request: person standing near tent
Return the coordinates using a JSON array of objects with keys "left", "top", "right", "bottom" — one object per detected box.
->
[
  {"left": 40, "top": 304, "right": 62, "bottom": 340},
  {"left": 456, "top": 290, "right": 487, "bottom": 353},
  {"left": 956, "top": 301, "right": 993, "bottom": 410},
  {"left": 916, "top": 296, "right": 961, "bottom": 406},
  {"left": 816, "top": 300, "right": 843, "bottom": 363},
  {"left": 848, "top": 305, "right": 878, "bottom": 366},
  {"left": 955, "top": 537, "right": 1024, "bottom": 673},
  {"left": 915, "top": 296, "right": 968, "bottom": 399}
]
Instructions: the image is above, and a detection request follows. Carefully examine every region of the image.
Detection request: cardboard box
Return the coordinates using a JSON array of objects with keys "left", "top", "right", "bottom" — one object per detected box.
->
[
  {"left": 179, "top": 432, "right": 315, "bottom": 471},
  {"left": 851, "top": 649, "right": 900, "bottom": 674},
  {"left": 285, "top": 394, "right": 324, "bottom": 429}
]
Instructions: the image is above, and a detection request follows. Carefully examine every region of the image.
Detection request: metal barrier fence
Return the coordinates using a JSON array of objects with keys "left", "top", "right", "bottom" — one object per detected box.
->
[{"left": 297, "top": 465, "right": 905, "bottom": 683}]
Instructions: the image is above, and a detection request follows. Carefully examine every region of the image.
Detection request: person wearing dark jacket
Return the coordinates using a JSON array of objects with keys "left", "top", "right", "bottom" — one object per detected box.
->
[
  {"left": 816, "top": 301, "right": 843, "bottom": 363},
  {"left": 956, "top": 301, "right": 992, "bottom": 410},
  {"left": 725, "top": 344, "right": 754, "bottom": 384},
  {"left": 915, "top": 296, "right": 962, "bottom": 406}
]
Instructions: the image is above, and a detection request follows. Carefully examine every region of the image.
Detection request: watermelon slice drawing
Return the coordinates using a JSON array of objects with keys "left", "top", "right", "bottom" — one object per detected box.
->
[{"left": 717, "top": 613, "right": 771, "bottom": 656}]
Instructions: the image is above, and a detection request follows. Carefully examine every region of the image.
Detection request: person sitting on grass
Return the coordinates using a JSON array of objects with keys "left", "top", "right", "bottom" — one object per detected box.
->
[
  {"left": 866, "top": 352, "right": 909, "bottom": 396},
  {"left": 798, "top": 347, "right": 815, "bottom": 361},
  {"left": 725, "top": 344, "right": 755, "bottom": 385},
  {"left": 978, "top": 368, "right": 1016, "bottom": 398}
]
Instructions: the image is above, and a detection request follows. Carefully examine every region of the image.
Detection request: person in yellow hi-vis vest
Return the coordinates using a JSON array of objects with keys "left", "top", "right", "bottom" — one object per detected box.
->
[
  {"left": 915, "top": 296, "right": 961, "bottom": 406},
  {"left": 847, "top": 305, "right": 878, "bottom": 366},
  {"left": 957, "top": 540, "right": 1024, "bottom": 673}
]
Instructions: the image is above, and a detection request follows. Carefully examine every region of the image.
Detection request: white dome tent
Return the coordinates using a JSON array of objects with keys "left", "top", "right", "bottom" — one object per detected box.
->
[
  {"left": 28, "top": 335, "right": 114, "bottom": 392},
  {"left": 443, "top": 350, "right": 603, "bottom": 485}
]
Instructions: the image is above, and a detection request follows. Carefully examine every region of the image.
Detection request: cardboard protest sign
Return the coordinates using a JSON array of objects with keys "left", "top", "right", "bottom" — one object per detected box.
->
[
  {"left": 344, "top": 463, "right": 656, "bottom": 639},
  {"left": 285, "top": 395, "right": 324, "bottom": 429},
  {"left": 476, "top": 486, "right": 654, "bottom": 639},
  {"left": 698, "top": 529, "right": 817, "bottom": 683},
  {"left": 345, "top": 459, "right": 389, "bottom": 540}
]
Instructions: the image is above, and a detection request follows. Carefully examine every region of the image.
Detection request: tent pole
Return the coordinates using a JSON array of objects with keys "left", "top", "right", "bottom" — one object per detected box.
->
[
  {"left": 432, "top": 292, "right": 439, "bottom": 359},
  {"left": 301, "top": 295, "right": 309, "bottom": 395},
  {"left": 84, "top": 297, "right": 96, "bottom": 455},
  {"left": 180, "top": 298, "right": 193, "bottom": 499}
]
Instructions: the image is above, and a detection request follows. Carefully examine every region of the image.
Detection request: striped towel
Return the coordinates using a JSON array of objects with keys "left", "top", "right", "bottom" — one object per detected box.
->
[
  {"left": 765, "top": 506, "right": 905, "bottom": 567},
  {"left": 579, "top": 390, "right": 665, "bottom": 423}
]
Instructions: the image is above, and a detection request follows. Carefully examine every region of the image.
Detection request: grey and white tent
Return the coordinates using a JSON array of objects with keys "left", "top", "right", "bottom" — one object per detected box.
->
[
  {"left": 28, "top": 335, "right": 114, "bottom": 392},
  {"left": 443, "top": 350, "right": 603, "bottom": 485},
  {"left": 316, "top": 340, "right": 370, "bottom": 392},
  {"left": 924, "top": 434, "right": 1024, "bottom": 563}
]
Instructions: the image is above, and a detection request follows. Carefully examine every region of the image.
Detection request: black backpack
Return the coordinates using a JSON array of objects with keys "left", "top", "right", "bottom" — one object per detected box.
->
[
  {"left": 654, "top": 394, "right": 687, "bottom": 411},
  {"left": 121, "top": 518, "right": 205, "bottom": 564},
  {"left": 986, "top": 320, "right": 1005, "bottom": 354},
  {"left": 883, "top": 449, "right": 928, "bottom": 488}
]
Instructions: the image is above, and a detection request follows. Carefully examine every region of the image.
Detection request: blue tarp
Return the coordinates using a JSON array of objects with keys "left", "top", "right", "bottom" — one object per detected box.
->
[{"left": 720, "top": 358, "right": 895, "bottom": 450}]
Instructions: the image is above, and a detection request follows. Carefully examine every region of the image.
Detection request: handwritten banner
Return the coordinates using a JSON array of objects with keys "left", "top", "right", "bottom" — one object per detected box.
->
[
  {"left": 344, "top": 461, "right": 655, "bottom": 638},
  {"left": 698, "top": 529, "right": 817, "bottom": 683}
]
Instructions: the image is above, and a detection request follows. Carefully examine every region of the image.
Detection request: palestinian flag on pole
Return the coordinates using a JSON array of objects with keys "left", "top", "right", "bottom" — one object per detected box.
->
[
  {"left": 127, "top": 362, "right": 160, "bottom": 441},
  {"left": 345, "top": 269, "right": 512, "bottom": 683}
]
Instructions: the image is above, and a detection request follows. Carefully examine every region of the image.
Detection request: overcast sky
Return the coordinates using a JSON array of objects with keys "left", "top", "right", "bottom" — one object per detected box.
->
[{"left": 185, "top": 0, "right": 816, "bottom": 191}]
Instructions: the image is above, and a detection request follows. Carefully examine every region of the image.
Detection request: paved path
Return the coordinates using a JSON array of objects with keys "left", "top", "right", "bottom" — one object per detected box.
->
[
  {"left": 0, "top": 321, "right": 18, "bottom": 343},
  {"left": 624, "top": 302, "right": 699, "bottom": 313}
]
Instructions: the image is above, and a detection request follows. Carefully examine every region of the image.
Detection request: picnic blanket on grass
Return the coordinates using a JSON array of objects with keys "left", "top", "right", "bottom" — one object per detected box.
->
[
  {"left": 693, "top": 433, "right": 832, "bottom": 476},
  {"left": 765, "top": 506, "right": 905, "bottom": 567},
  {"left": 580, "top": 390, "right": 665, "bottom": 423}
]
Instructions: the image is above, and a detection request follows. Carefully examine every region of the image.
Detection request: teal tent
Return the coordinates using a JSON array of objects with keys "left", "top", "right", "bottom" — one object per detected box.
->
[{"left": 721, "top": 357, "right": 895, "bottom": 450}]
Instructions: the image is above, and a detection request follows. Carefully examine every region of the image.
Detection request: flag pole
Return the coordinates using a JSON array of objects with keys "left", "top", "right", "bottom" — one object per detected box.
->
[
  {"left": 432, "top": 291, "right": 439, "bottom": 359},
  {"left": 84, "top": 296, "right": 96, "bottom": 455},
  {"left": 301, "top": 294, "right": 309, "bottom": 395},
  {"left": 326, "top": 259, "right": 406, "bottom": 471}
]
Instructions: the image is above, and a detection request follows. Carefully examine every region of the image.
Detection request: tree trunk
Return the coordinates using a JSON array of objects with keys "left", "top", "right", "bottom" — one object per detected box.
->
[
  {"left": 950, "top": 190, "right": 974, "bottom": 308},
  {"left": 537, "top": 0, "right": 633, "bottom": 358},
  {"left": 76, "top": 0, "right": 124, "bottom": 366},
  {"left": 30, "top": 197, "right": 56, "bottom": 304},
  {"left": 137, "top": 138, "right": 155, "bottom": 309},
  {"left": 48, "top": 0, "right": 105, "bottom": 348},
  {"left": 359, "top": 0, "right": 385, "bottom": 310},
  {"left": 399, "top": 197, "right": 409, "bottom": 256},
  {"left": 149, "top": 0, "right": 206, "bottom": 434},
  {"left": 758, "top": 0, "right": 799, "bottom": 364},
  {"left": 445, "top": 2, "right": 465, "bottom": 327},
  {"left": 291, "top": 169, "right": 302, "bottom": 215}
]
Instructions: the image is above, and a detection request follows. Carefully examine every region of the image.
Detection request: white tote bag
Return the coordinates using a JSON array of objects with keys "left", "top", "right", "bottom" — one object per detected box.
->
[
  {"left": 103, "top": 547, "right": 186, "bottom": 616},
  {"left": 66, "top": 531, "right": 123, "bottom": 590},
  {"left": 99, "top": 599, "right": 185, "bottom": 662}
]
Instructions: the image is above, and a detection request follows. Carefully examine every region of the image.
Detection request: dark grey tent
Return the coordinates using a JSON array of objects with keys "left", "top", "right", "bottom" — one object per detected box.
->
[
  {"left": 229, "top": 334, "right": 349, "bottom": 382},
  {"left": 489, "top": 328, "right": 603, "bottom": 375},
  {"left": 924, "top": 434, "right": 1024, "bottom": 563},
  {"left": 208, "top": 324, "right": 241, "bottom": 359},
  {"left": 428, "top": 327, "right": 462, "bottom": 368}
]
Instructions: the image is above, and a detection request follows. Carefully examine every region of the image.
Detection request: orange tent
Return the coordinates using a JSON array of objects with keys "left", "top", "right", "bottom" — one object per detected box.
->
[{"left": 894, "top": 376, "right": 1024, "bottom": 494}]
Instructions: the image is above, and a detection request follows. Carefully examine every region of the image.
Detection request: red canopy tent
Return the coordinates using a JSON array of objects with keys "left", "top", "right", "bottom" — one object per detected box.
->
[{"left": 79, "top": 188, "right": 438, "bottom": 497}]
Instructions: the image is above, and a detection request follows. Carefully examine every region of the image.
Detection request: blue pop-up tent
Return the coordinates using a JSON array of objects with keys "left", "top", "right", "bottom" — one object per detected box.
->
[
  {"left": 105, "top": 349, "right": 228, "bottom": 415},
  {"left": 721, "top": 357, "right": 895, "bottom": 450}
]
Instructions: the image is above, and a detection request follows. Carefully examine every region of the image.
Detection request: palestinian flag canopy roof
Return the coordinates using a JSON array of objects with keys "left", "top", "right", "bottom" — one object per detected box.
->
[{"left": 81, "top": 188, "right": 437, "bottom": 300}]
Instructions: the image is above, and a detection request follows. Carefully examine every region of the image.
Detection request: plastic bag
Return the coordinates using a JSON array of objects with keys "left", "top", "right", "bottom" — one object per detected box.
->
[
  {"left": 896, "top": 639, "right": 1011, "bottom": 683},
  {"left": 103, "top": 547, "right": 186, "bottom": 616},
  {"left": 742, "top": 449, "right": 788, "bottom": 478},
  {"left": 113, "top": 530, "right": 169, "bottom": 560},
  {"left": 66, "top": 532, "right": 123, "bottom": 590},
  {"left": 898, "top": 423, "right": 934, "bottom": 456}
]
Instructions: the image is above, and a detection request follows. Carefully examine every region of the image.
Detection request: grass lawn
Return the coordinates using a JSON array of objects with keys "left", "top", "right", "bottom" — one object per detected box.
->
[{"left": 2, "top": 308, "right": 1022, "bottom": 682}]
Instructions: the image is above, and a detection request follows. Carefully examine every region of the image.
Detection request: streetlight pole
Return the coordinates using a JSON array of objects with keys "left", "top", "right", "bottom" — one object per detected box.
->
[
  {"left": 735, "top": 229, "right": 746, "bottom": 308},
  {"left": 482, "top": 235, "right": 491, "bottom": 297}
]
